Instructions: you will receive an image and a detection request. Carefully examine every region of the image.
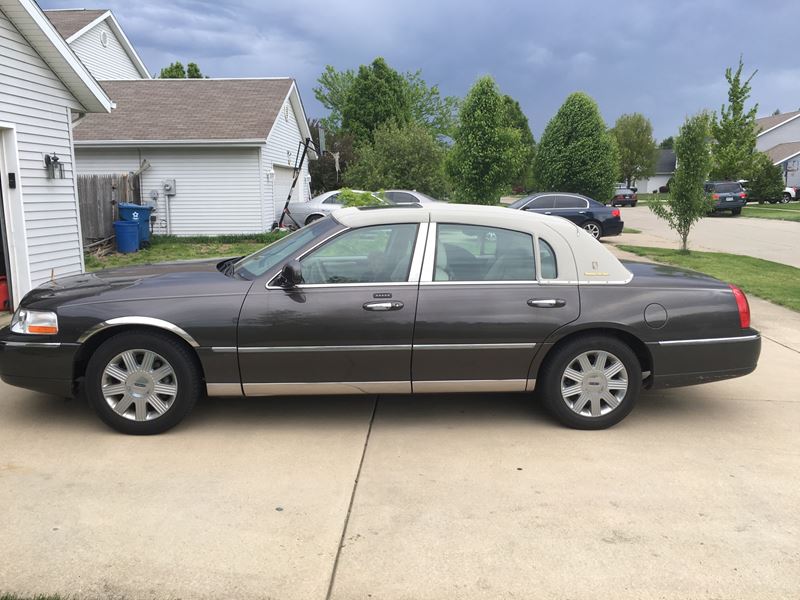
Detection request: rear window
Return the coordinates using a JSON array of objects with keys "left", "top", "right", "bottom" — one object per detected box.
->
[{"left": 710, "top": 183, "right": 742, "bottom": 193}]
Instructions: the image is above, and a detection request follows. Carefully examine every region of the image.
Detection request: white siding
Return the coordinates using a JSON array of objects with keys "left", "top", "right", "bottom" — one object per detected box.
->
[
  {"left": 757, "top": 117, "right": 800, "bottom": 152},
  {"left": 77, "top": 146, "right": 264, "bottom": 236},
  {"left": 265, "top": 95, "right": 311, "bottom": 220},
  {"left": 633, "top": 174, "right": 670, "bottom": 194},
  {"left": 69, "top": 19, "right": 142, "bottom": 80},
  {"left": 0, "top": 8, "right": 85, "bottom": 292}
]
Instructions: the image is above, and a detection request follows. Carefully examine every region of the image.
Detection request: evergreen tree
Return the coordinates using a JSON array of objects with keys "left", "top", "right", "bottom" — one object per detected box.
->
[{"left": 503, "top": 95, "right": 536, "bottom": 191}]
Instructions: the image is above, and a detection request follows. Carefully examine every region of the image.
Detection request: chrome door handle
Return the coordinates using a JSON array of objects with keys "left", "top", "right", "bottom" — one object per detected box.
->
[
  {"left": 528, "top": 298, "right": 566, "bottom": 308},
  {"left": 544, "top": 211, "right": 552, "bottom": 215},
  {"left": 363, "top": 301, "right": 404, "bottom": 311}
]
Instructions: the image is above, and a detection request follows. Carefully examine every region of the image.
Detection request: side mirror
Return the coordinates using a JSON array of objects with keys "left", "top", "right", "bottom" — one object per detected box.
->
[{"left": 280, "top": 260, "right": 303, "bottom": 287}]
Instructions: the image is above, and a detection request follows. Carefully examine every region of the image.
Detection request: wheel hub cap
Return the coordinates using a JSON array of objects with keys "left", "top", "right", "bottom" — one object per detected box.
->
[
  {"left": 102, "top": 349, "right": 178, "bottom": 421},
  {"left": 561, "top": 350, "right": 628, "bottom": 418}
]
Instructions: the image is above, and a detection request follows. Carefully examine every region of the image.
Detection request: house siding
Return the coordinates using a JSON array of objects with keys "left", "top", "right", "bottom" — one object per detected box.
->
[
  {"left": 757, "top": 117, "right": 800, "bottom": 152},
  {"left": 75, "top": 146, "right": 265, "bottom": 235},
  {"left": 265, "top": 94, "right": 311, "bottom": 221},
  {"left": 0, "top": 8, "right": 85, "bottom": 292},
  {"left": 69, "top": 19, "right": 142, "bottom": 80}
]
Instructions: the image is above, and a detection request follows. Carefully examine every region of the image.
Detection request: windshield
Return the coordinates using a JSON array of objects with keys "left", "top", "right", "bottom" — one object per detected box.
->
[
  {"left": 233, "top": 218, "right": 338, "bottom": 279},
  {"left": 508, "top": 196, "right": 533, "bottom": 209}
]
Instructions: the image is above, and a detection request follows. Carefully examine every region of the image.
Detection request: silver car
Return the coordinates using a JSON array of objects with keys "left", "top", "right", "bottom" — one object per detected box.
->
[
  {"left": 286, "top": 190, "right": 376, "bottom": 226},
  {"left": 383, "top": 190, "right": 444, "bottom": 205}
]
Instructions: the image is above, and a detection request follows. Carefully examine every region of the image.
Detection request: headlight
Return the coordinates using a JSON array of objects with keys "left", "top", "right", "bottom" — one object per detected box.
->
[{"left": 10, "top": 309, "right": 59, "bottom": 335}]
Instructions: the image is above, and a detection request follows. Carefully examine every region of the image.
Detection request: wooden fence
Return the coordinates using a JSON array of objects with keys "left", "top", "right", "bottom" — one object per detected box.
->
[{"left": 77, "top": 173, "right": 141, "bottom": 242}]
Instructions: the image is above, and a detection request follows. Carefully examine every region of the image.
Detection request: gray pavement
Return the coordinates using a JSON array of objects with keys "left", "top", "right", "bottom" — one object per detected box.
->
[{"left": 616, "top": 207, "right": 800, "bottom": 267}]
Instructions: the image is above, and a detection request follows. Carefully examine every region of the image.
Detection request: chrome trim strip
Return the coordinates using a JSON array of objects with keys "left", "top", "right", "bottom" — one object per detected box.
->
[
  {"left": 657, "top": 334, "right": 760, "bottom": 347},
  {"left": 420, "top": 222, "right": 438, "bottom": 282},
  {"left": 206, "top": 383, "right": 243, "bottom": 396},
  {"left": 420, "top": 280, "right": 539, "bottom": 286},
  {"left": 238, "top": 344, "right": 412, "bottom": 353},
  {"left": 210, "top": 347, "right": 237, "bottom": 353},
  {"left": 414, "top": 343, "right": 536, "bottom": 350},
  {"left": 525, "top": 378, "right": 537, "bottom": 393},
  {"left": 77, "top": 317, "right": 200, "bottom": 347},
  {"left": 1, "top": 341, "right": 63, "bottom": 348},
  {"left": 413, "top": 379, "right": 527, "bottom": 393},
  {"left": 292, "top": 282, "right": 417, "bottom": 289},
  {"left": 407, "top": 222, "right": 430, "bottom": 282},
  {"left": 243, "top": 381, "right": 411, "bottom": 396}
]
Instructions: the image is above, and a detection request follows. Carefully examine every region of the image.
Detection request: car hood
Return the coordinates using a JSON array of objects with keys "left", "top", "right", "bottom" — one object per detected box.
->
[
  {"left": 22, "top": 258, "right": 252, "bottom": 309},
  {"left": 622, "top": 260, "right": 728, "bottom": 289}
]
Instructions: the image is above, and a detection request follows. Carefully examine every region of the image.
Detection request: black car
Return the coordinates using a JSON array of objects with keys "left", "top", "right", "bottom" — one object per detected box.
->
[
  {"left": 611, "top": 188, "right": 638, "bottom": 207},
  {"left": 0, "top": 205, "right": 759, "bottom": 435},
  {"left": 508, "top": 193, "right": 624, "bottom": 239},
  {"left": 704, "top": 181, "right": 747, "bottom": 215}
]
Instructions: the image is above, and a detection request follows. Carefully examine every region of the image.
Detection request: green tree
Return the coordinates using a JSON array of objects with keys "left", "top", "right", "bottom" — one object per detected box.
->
[
  {"left": 307, "top": 118, "right": 356, "bottom": 194},
  {"left": 503, "top": 95, "right": 536, "bottom": 191},
  {"left": 341, "top": 58, "right": 411, "bottom": 144},
  {"left": 345, "top": 121, "right": 449, "bottom": 198},
  {"left": 612, "top": 113, "right": 658, "bottom": 187},
  {"left": 710, "top": 56, "right": 758, "bottom": 180},
  {"left": 650, "top": 113, "right": 712, "bottom": 251},
  {"left": 313, "top": 65, "right": 356, "bottom": 132},
  {"left": 186, "top": 62, "right": 204, "bottom": 78},
  {"left": 659, "top": 136, "right": 674, "bottom": 149},
  {"left": 447, "top": 76, "right": 523, "bottom": 204},
  {"left": 746, "top": 152, "right": 784, "bottom": 202},
  {"left": 159, "top": 61, "right": 205, "bottom": 78},
  {"left": 533, "top": 92, "right": 618, "bottom": 202}
]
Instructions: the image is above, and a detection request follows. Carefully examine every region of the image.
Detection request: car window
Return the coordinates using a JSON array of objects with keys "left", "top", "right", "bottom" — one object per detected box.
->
[
  {"left": 434, "top": 224, "right": 535, "bottom": 282},
  {"left": 554, "top": 196, "right": 586, "bottom": 209},
  {"left": 301, "top": 224, "right": 418, "bottom": 284},
  {"left": 527, "top": 196, "right": 555, "bottom": 210},
  {"left": 387, "top": 192, "right": 418, "bottom": 205},
  {"left": 539, "top": 239, "right": 558, "bottom": 279},
  {"left": 711, "top": 183, "right": 741, "bottom": 193},
  {"left": 322, "top": 194, "right": 341, "bottom": 205}
]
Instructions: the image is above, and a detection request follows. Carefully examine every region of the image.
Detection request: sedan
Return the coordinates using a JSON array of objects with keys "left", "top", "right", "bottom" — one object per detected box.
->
[
  {"left": 0, "top": 205, "right": 760, "bottom": 435},
  {"left": 611, "top": 188, "right": 638, "bottom": 207},
  {"left": 383, "top": 190, "right": 444, "bottom": 205},
  {"left": 286, "top": 189, "right": 379, "bottom": 226},
  {"left": 508, "top": 192, "right": 623, "bottom": 239}
]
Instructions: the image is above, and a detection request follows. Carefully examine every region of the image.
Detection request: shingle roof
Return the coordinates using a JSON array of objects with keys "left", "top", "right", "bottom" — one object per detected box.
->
[
  {"left": 44, "top": 9, "right": 108, "bottom": 39},
  {"left": 73, "top": 79, "right": 295, "bottom": 142},
  {"left": 655, "top": 149, "right": 676, "bottom": 174},
  {"left": 755, "top": 110, "right": 800, "bottom": 134},
  {"left": 764, "top": 142, "right": 800, "bottom": 165}
]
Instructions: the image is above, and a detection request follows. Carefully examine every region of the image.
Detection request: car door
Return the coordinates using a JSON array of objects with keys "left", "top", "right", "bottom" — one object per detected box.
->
[
  {"left": 521, "top": 194, "right": 555, "bottom": 214},
  {"left": 237, "top": 222, "right": 427, "bottom": 395},
  {"left": 551, "top": 195, "right": 589, "bottom": 225},
  {"left": 411, "top": 222, "right": 580, "bottom": 392}
]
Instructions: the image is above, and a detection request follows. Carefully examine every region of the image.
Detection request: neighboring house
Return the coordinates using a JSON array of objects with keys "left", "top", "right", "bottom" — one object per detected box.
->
[
  {"left": 0, "top": 0, "right": 112, "bottom": 309},
  {"left": 44, "top": 8, "right": 149, "bottom": 80},
  {"left": 73, "top": 79, "right": 314, "bottom": 235},
  {"left": 634, "top": 149, "right": 676, "bottom": 194},
  {"left": 755, "top": 111, "right": 800, "bottom": 187}
]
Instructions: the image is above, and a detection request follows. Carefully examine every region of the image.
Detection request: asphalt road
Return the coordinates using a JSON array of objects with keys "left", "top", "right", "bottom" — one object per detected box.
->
[
  {"left": 617, "top": 207, "right": 800, "bottom": 268},
  {"left": 1, "top": 296, "right": 798, "bottom": 600}
]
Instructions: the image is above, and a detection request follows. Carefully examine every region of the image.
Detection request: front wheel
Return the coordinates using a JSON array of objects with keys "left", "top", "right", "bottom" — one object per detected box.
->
[
  {"left": 539, "top": 336, "right": 641, "bottom": 430},
  {"left": 85, "top": 331, "right": 201, "bottom": 434},
  {"left": 582, "top": 221, "right": 602, "bottom": 239},
  {"left": 781, "top": 193, "right": 791, "bottom": 204}
]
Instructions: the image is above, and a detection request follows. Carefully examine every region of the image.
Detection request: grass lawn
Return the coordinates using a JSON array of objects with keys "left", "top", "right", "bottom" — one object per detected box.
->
[
  {"left": 622, "top": 227, "right": 641, "bottom": 234},
  {"left": 85, "top": 233, "right": 287, "bottom": 272},
  {"left": 741, "top": 202, "right": 800, "bottom": 222},
  {"left": 618, "top": 245, "right": 800, "bottom": 312},
  {"left": 632, "top": 193, "right": 669, "bottom": 204}
]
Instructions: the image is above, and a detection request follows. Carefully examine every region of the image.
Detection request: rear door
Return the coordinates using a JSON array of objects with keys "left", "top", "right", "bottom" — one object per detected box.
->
[
  {"left": 551, "top": 195, "right": 589, "bottom": 225},
  {"left": 411, "top": 222, "right": 580, "bottom": 392}
]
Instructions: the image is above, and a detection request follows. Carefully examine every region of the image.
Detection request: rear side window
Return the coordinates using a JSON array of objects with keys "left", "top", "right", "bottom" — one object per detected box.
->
[
  {"left": 539, "top": 239, "right": 558, "bottom": 279},
  {"left": 435, "top": 224, "right": 535, "bottom": 281},
  {"left": 555, "top": 196, "right": 587, "bottom": 209}
]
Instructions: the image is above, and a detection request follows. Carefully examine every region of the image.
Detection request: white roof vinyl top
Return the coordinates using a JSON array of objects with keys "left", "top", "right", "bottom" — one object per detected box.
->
[{"left": 333, "top": 204, "right": 632, "bottom": 284}]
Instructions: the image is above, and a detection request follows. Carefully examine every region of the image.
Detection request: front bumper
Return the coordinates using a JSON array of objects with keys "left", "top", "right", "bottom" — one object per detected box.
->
[
  {"left": 647, "top": 332, "right": 760, "bottom": 389},
  {"left": 0, "top": 337, "right": 78, "bottom": 397}
]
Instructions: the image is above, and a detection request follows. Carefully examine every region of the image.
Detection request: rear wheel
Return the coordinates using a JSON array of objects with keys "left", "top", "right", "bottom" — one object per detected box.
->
[
  {"left": 781, "top": 193, "right": 791, "bottom": 204},
  {"left": 732, "top": 207, "right": 742, "bottom": 216},
  {"left": 305, "top": 214, "right": 323, "bottom": 225},
  {"left": 582, "top": 221, "right": 602, "bottom": 239},
  {"left": 539, "top": 336, "right": 641, "bottom": 430},
  {"left": 85, "top": 331, "right": 201, "bottom": 435}
]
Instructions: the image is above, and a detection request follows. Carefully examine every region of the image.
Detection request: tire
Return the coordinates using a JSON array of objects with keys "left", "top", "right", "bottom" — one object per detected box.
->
[
  {"left": 85, "top": 331, "right": 202, "bottom": 435},
  {"left": 538, "top": 335, "right": 641, "bottom": 430},
  {"left": 781, "top": 193, "right": 791, "bottom": 204},
  {"left": 732, "top": 207, "right": 742, "bottom": 216},
  {"left": 632, "top": 202, "right": 637, "bottom": 207},
  {"left": 305, "top": 214, "right": 323, "bottom": 225},
  {"left": 582, "top": 221, "right": 602, "bottom": 239}
]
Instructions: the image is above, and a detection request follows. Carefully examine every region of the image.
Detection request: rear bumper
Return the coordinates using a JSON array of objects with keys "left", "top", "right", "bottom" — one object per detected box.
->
[
  {"left": 602, "top": 219, "right": 624, "bottom": 237},
  {"left": 647, "top": 333, "right": 760, "bottom": 389},
  {"left": 712, "top": 198, "right": 746, "bottom": 211},
  {"left": 0, "top": 340, "right": 78, "bottom": 397}
]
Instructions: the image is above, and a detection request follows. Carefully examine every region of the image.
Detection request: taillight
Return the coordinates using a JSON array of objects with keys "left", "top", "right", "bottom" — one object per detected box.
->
[
  {"left": 611, "top": 208, "right": 620, "bottom": 217},
  {"left": 729, "top": 284, "right": 750, "bottom": 329},
  {"left": 711, "top": 193, "right": 720, "bottom": 200},
  {"left": 739, "top": 192, "right": 747, "bottom": 198}
]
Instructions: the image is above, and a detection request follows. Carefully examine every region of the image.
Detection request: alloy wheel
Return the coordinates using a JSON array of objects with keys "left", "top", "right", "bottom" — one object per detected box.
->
[
  {"left": 101, "top": 349, "right": 178, "bottom": 421},
  {"left": 560, "top": 350, "right": 628, "bottom": 417},
  {"left": 583, "top": 222, "right": 601, "bottom": 239}
]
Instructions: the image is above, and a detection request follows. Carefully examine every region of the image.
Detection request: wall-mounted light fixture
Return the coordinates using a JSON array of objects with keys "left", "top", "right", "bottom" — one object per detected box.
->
[{"left": 44, "top": 153, "right": 64, "bottom": 179}]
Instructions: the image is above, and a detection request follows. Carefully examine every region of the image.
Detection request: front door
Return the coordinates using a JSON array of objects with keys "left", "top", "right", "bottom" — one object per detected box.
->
[
  {"left": 411, "top": 223, "right": 580, "bottom": 392},
  {"left": 238, "top": 222, "right": 426, "bottom": 395}
]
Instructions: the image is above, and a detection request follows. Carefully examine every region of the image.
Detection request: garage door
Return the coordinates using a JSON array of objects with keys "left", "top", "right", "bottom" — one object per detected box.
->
[{"left": 273, "top": 166, "right": 301, "bottom": 223}]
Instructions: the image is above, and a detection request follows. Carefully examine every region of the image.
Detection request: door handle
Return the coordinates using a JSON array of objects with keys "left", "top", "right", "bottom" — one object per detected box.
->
[
  {"left": 363, "top": 301, "right": 404, "bottom": 311},
  {"left": 528, "top": 298, "right": 566, "bottom": 308},
  {"left": 544, "top": 211, "right": 552, "bottom": 215}
]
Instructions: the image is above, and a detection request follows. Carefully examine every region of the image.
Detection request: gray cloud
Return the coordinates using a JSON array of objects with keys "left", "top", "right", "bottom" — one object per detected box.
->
[{"left": 40, "top": 0, "right": 798, "bottom": 139}]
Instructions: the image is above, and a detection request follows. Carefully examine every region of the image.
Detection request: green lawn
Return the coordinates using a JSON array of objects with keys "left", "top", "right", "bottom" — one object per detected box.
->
[
  {"left": 618, "top": 245, "right": 800, "bottom": 312},
  {"left": 622, "top": 227, "right": 641, "bottom": 234},
  {"left": 632, "top": 192, "right": 669, "bottom": 204},
  {"left": 85, "top": 233, "right": 287, "bottom": 272},
  {"left": 741, "top": 202, "right": 800, "bottom": 222}
]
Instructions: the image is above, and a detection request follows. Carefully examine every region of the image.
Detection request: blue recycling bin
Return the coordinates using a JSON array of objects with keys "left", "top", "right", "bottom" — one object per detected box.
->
[
  {"left": 113, "top": 220, "right": 139, "bottom": 253},
  {"left": 118, "top": 202, "right": 153, "bottom": 244}
]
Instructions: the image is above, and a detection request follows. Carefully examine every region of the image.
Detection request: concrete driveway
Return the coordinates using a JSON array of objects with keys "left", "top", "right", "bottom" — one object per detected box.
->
[
  {"left": 617, "top": 207, "right": 800, "bottom": 268},
  {"left": 1, "top": 301, "right": 798, "bottom": 599}
]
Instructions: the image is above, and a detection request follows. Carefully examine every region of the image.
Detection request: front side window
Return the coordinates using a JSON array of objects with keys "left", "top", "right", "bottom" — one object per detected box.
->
[
  {"left": 322, "top": 194, "right": 341, "bottom": 205},
  {"left": 301, "top": 224, "right": 418, "bottom": 284},
  {"left": 527, "top": 196, "right": 555, "bottom": 210},
  {"left": 434, "top": 224, "right": 535, "bottom": 281}
]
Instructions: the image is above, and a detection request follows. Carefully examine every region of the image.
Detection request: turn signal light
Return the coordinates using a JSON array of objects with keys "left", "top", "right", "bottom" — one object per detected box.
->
[
  {"left": 10, "top": 309, "right": 59, "bottom": 335},
  {"left": 729, "top": 284, "right": 750, "bottom": 329}
]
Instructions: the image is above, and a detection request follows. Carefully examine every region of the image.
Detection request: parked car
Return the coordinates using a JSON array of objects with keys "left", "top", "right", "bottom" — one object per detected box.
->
[
  {"left": 507, "top": 192, "right": 624, "bottom": 239},
  {"left": 611, "top": 188, "right": 638, "bottom": 207},
  {"left": 781, "top": 187, "right": 797, "bottom": 203},
  {"left": 704, "top": 181, "right": 747, "bottom": 215},
  {"left": 0, "top": 204, "right": 760, "bottom": 434},
  {"left": 383, "top": 190, "right": 444, "bottom": 205},
  {"left": 287, "top": 189, "right": 380, "bottom": 226}
]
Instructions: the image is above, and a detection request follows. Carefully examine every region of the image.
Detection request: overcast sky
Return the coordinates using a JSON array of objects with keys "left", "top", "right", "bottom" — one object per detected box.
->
[{"left": 41, "top": 0, "right": 798, "bottom": 140}]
